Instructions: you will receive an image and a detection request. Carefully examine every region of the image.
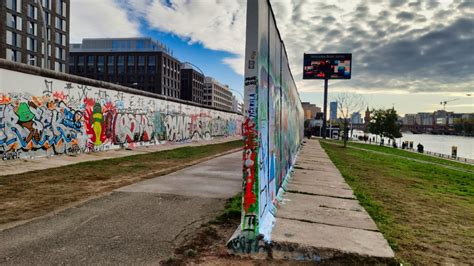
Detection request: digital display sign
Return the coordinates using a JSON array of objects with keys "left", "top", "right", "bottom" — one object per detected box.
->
[{"left": 303, "top": 53, "right": 352, "bottom": 79}]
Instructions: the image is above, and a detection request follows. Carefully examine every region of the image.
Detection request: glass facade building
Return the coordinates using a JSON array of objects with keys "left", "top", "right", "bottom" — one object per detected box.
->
[{"left": 69, "top": 38, "right": 181, "bottom": 98}]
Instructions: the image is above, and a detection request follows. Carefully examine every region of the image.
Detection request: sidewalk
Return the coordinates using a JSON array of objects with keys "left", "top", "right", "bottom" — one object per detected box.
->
[
  {"left": 0, "top": 152, "right": 242, "bottom": 264},
  {"left": 271, "top": 139, "right": 395, "bottom": 262},
  {"left": 0, "top": 136, "right": 241, "bottom": 176}
]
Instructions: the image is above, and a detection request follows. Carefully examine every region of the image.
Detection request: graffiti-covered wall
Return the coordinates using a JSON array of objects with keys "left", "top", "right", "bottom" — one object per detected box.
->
[
  {"left": 232, "top": 0, "right": 304, "bottom": 251},
  {"left": 0, "top": 62, "right": 242, "bottom": 160}
]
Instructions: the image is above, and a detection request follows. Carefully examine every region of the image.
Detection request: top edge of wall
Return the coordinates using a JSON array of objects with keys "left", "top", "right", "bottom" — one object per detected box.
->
[
  {"left": 266, "top": 0, "right": 303, "bottom": 105},
  {"left": 0, "top": 59, "right": 242, "bottom": 115}
]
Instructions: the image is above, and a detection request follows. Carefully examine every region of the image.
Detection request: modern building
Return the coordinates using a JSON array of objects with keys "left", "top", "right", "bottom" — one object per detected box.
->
[
  {"left": 1, "top": 0, "right": 70, "bottom": 72},
  {"left": 433, "top": 110, "right": 454, "bottom": 126},
  {"left": 232, "top": 95, "right": 243, "bottom": 114},
  {"left": 69, "top": 37, "right": 181, "bottom": 98},
  {"left": 329, "top": 101, "right": 338, "bottom": 122},
  {"left": 402, "top": 114, "right": 416, "bottom": 125},
  {"left": 350, "top": 112, "right": 362, "bottom": 124},
  {"left": 302, "top": 102, "right": 321, "bottom": 120},
  {"left": 180, "top": 63, "right": 204, "bottom": 104},
  {"left": 415, "top": 112, "right": 433, "bottom": 126},
  {"left": 204, "top": 77, "right": 233, "bottom": 111}
]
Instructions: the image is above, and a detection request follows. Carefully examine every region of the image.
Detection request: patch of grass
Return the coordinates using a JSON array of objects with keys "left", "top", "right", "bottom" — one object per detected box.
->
[
  {"left": 320, "top": 141, "right": 474, "bottom": 265},
  {"left": 211, "top": 193, "right": 242, "bottom": 224},
  {"left": 0, "top": 140, "right": 242, "bottom": 226},
  {"left": 345, "top": 141, "right": 474, "bottom": 172}
]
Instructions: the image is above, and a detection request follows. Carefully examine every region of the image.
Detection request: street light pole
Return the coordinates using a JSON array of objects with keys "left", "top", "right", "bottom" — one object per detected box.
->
[{"left": 36, "top": 0, "right": 48, "bottom": 69}]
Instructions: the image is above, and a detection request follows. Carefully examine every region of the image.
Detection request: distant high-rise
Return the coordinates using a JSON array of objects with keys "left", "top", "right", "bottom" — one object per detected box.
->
[
  {"left": 204, "top": 77, "right": 233, "bottom": 111},
  {"left": 1, "top": 0, "right": 70, "bottom": 72},
  {"left": 69, "top": 37, "right": 181, "bottom": 99},
  {"left": 180, "top": 63, "right": 204, "bottom": 104},
  {"left": 302, "top": 102, "right": 321, "bottom": 120},
  {"left": 351, "top": 112, "right": 362, "bottom": 124},
  {"left": 329, "top": 101, "right": 338, "bottom": 121}
]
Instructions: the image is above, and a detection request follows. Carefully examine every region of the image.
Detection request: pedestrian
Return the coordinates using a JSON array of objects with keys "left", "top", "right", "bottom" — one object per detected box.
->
[{"left": 417, "top": 143, "right": 424, "bottom": 153}]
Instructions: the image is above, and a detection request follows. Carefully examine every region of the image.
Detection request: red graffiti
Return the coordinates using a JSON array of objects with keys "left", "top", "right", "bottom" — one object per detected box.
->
[
  {"left": 83, "top": 98, "right": 107, "bottom": 146},
  {"left": 243, "top": 118, "right": 258, "bottom": 212},
  {"left": 52, "top": 91, "right": 66, "bottom": 101}
]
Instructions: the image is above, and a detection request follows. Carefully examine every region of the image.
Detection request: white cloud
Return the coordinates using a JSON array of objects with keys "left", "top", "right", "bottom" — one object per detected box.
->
[
  {"left": 70, "top": 0, "right": 141, "bottom": 43},
  {"left": 122, "top": 0, "right": 246, "bottom": 74}
]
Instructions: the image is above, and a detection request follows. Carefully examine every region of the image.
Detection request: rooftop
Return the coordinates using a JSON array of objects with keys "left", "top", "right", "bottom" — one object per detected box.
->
[{"left": 70, "top": 37, "right": 172, "bottom": 54}]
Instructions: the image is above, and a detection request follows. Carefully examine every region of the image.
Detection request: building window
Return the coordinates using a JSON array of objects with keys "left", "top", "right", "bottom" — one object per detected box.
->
[
  {"left": 55, "top": 17, "right": 66, "bottom": 31},
  {"left": 68, "top": 55, "right": 75, "bottom": 72},
  {"left": 55, "top": 62, "right": 64, "bottom": 72},
  {"left": 55, "top": 47, "right": 65, "bottom": 60},
  {"left": 97, "top": 56, "right": 104, "bottom": 73},
  {"left": 87, "top": 56, "right": 95, "bottom": 73},
  {"left": 56, "top": 0, "right": 66, "bottom": 16},
  {"left": 77, "top": 55, "right": 84, "bottom": 72},
  {"left": 42, "top": 11, "right": 51, "bottom": 25},
  {"left": 107, "top": 56, "right": 115, "bottom": 74},
  {"left": 6, "top": 48, "right": 21, "bottom": 62},
  {"left": 28, "top": 5, "right": 37, "bottom": 19},
  {"left": 42, "top": 0, "right": 51, "bottom": 9},
  {"left": 138, "top": 56, "right": 145, "bottom": 73},
  {"left": 55, "top": 32, "right": 66, "bottom": 46},
  {"left": 6, "top": 31, "right": 21, "bottom": 48},
  {"left": 6, "top": 13, "right": 22, "bottom": 30},
  {"left": 117, "top": 55, "right": 125, "bottom": 74},
  {"left": 127, "top": 55, "right": 134, "bottom": 73},
  {"left": 7, "top": 0, "right": 22, "bottom": 12},
  {"left": 27, "top": 37, "right": 37, "bottom": 52},
  {"left": 28, "top": 54, "right": 37, "bottom": 66},
  {"left": 27, "top": 21, "right": 37, "bottom": 35},
  {"left": 147, "top": 55, "right": 156, "bottom": 74}
]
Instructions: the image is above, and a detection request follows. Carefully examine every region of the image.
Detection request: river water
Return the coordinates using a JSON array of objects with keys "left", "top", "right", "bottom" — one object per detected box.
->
[{"left": 351, "top": 131, "right": 474, "bottom": 160}]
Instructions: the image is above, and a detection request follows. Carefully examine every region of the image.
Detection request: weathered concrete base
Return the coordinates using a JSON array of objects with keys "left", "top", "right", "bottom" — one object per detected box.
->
[{"left": 271, "top": 139, "right": 395, "bottom": 263}]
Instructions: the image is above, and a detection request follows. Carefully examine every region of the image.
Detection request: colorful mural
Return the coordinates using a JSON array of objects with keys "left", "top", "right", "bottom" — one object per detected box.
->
[
  {"left": 0, "top": 70, "right": 242, "bottom": 160},
  {"left": 231, "top": 0, "right": 304, "bottom": 253}
]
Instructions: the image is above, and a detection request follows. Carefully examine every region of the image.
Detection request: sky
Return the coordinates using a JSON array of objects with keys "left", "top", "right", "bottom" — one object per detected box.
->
[{"left": 70, "top": 0, "right": 474, "bottom": 115}]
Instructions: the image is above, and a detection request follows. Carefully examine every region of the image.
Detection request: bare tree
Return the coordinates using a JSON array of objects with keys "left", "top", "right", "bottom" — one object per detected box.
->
[{"left": 335, "top": 92, "right": 366, "bottom": 148}]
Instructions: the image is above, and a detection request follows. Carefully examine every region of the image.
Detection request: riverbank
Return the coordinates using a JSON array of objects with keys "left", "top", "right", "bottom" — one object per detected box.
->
[
  {"left": 320, "top": 140, "right": 474, "bottom": 264},
  {"left": 351, "top": 131, "right": 474, "bottom": 160}
]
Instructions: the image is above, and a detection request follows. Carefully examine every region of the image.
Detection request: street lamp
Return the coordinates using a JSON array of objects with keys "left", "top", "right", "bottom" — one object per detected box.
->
[{"left": 36, "top": 0, "right": 49, "bottom": 69}]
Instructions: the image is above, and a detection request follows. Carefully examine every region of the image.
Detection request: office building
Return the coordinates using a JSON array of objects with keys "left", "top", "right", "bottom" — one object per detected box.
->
[
  {"left": 204, "top": 77, "right": 233, "bottom": 111},
  {"left": 232, "top": 95, "right": 243, "bottom": 114},
  {"left": 69, "top": 37, "right": 181, "bottom": 98},
  {"left": 350, "top": 112, "right": 362, "bottom": 124},
  {"left": 415, "top": 113, "right": 433, "bottom": 126},
  {"left": 302, "top": 102, "right": 321, "bottom": 120},
  {"left": 329, "top": 101, "right": 338, "bottom": 122},
  {"left": 180, "top": 63, "right": 204, "bottom": 104},
  {"left": 1, "top": 0, "right": 70, "bottom": 72}
]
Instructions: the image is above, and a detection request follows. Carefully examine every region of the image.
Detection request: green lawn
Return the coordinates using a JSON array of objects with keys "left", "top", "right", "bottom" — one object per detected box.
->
[
  {"left": 320, "top": 140, "right": 474, "bottom": 265},
  {"left": 347, "top": 141, "right": 474, "bottom": 172},
  {"left": 0, "top": 140, "right": 243, "bottom": 226}
]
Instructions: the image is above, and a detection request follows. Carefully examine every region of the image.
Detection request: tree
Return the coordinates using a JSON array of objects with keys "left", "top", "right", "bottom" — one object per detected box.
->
[
  {"left": 335, "top": 92, "right": 365, "bottom": 148},
  {"left": 368, "top": 108, "right": 402, "bottom": 144}
]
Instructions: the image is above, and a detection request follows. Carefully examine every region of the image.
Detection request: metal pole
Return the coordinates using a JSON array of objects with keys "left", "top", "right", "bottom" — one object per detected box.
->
[
  {"left": 322, "top": 78, "right": 328, "bottom": 139},
  {"left": 36, "top": 0, "right": 48, "bottom": 69}
]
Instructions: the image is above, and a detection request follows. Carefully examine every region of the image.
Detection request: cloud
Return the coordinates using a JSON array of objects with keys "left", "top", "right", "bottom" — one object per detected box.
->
[
  {"left": 70, "top": 0, "right": 141, "bottom": 43},
  {"left": 120, "top": 0, "right": 246, "bottom": 74},
  {"left": 271, "top": 0, "right": 474, "bottom": 94}
]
